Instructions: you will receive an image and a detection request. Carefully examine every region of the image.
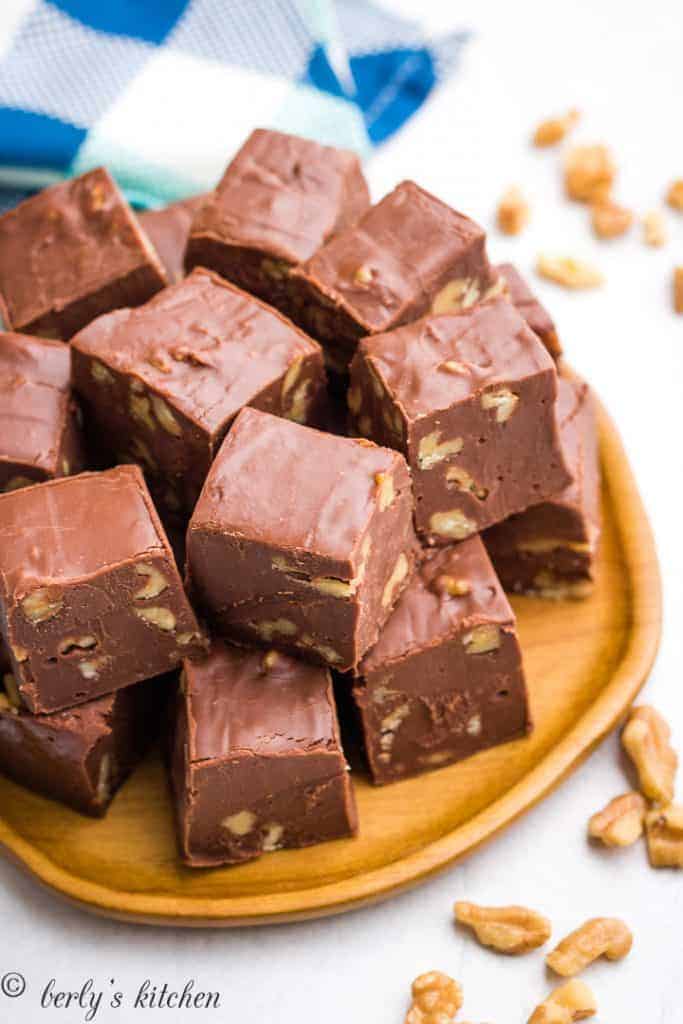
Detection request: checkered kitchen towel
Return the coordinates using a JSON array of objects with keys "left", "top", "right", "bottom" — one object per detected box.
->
[{"left": 0, "top": 0, "right": 469, "bottom": 210}]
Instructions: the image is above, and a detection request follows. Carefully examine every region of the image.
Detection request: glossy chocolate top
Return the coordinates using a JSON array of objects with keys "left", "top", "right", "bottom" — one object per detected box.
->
[
  {"left": 292, "top": 180, "right": 488, "bottom": 333},
  {"left": 496, "top": 262, "right": 560, "bottom": 353},
  {"left": 184, "top": 640, "right": 339, "bottom": 762},
  {"left": 72, "top": 268, "right": 321, "bottom": 434},
  {"left": 0, "top": 465, "right": 166, "bottom": 594},
  {"left": 356, "top": 298, "right": 554, "bottom": 421},
  {"left": 0, "top": 168, "right": 166, "bottom": 331},
  {"left": 191, "top": 407, "right": 408, "bottom": 566},
  {"left": 361, "top": 536, "right": 515, "bottom": 673},
  {"left": 189, "top": 129, "right": 370, "bottom": 264},
  {"left": 0, "top": 332, "right": 72, "bottom": 470},
  {"left": 139, "top": 195, "right": 206, "bottom": 283}
]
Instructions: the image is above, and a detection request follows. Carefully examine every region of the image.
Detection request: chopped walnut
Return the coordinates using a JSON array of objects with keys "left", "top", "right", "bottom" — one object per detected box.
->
[
  {"left": 2, "top": 673, "right": 21, "bottom": 711},
  {"left": 528, "top": 980, "right": 597, "bottom": 1023},
  {"left": 666, "top": 180, "right": 683, "bottom": 211},
  {"left": 590, "top": 199, "right": 633, "bottom": 239},
  {"left": 311, "top": 576, "right": 354, "bottom": 598},
  {"left": 431, "top": 278, "right": 480, "bottom": 315},
  {"left": 374, "top": 472, "right": 395, "bottom": 511},
  {"left": 417, "top": 432, "right": 464, "bottom": 471},
  {"left": 674, "top": 267, "right": 683, "bottom": 314},
  {"left": 463, "top": 624, "right": 501, "bottom": 654},
  {"left": 454, "top": 901, "right": 551, "bottom": 954},
  {"left": 621, "top": 705, "right": 677, "bottom": 804},
  {"left": 645, "top": 804, "right": 683, "bottom": 868},
  {"left": 497, "top": 186, "right": 530, "bottom": 236},
  {"left": 382, "top": 553, "right": 409, "bottom": 609},
  {"left": 546, "top": 918, "right": 632, "bottom": 977},
  {"left": 642, "top": 210, "right": 667, "bottom": 247},
  {"left": 21, "top": 588, "right": 63, "bottom": 624},
  {"left": 481, "top": 388, "right": 519, "bottom": 422},
  {"left": 405, "top": 971, "right": 463, "bottom": 1024},
  {"left": 134, "top": 563, "right": 168, "bottom": 600},
  {"left": 434, "top": 575, "right": 471, "bottom": 597},
  {"left": 429, "top": 509, "right": 476, "bottom": 540},
  {"left": 151, "top": 394, "right": 182, "bottom": 437},
  {"left": 222, "top": 810, "right": 256, "bottom": 836},
  {"left": 532, "top": 109, "right": 580, "bottom": 147},
  {"left": 536, "top": 255, "right": 604, "bottom": 290},
  {"left": 134, "top": 606, "right": 176, "bottom": 632},
  {"left": 564, "top": 144, "right": 615, "bottom": 203},
  {"left": 588, "top": 792, "right": 646, "bottom": 847}
]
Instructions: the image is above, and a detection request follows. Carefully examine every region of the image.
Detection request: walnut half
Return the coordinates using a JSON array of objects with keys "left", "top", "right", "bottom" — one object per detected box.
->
[
  {"left": 528, "top": 980, "right": 597, "bottom": 1023},
  {"left": 621, "top": 705, "right": 677, "bottom": 804},
  {"left": 545, "top": 917, "right": 632, "bottom": 977},
  {"left": 405, "top": 971, "right": 463, "bottom": 1024},
  {"left": 588, "top": 792, "right": 646, "bottom": 847},
  {"left": 454, "top": 901, "right": 551, "bottom": 954},
  {"left": 645, "top": 804, "right": 683, "bottom": 868}
]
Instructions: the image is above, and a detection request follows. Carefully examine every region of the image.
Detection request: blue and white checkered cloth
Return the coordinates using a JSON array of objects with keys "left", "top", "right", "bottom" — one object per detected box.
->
[{"left": 0, "top": 0, "right": 468, "bottom": 211}]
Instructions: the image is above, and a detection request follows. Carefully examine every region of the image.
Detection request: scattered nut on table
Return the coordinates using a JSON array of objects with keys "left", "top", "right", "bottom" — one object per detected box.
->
[
  {"left": 645, "top": 804, "right": 683, "bottom": 868},
  {"left": 564, "top": 144, "right": 615, "bottom": 203},
  {"left": 621, "top": 705, "right": 677, "bottom": 804},
  {"left": 497, "top": 186, "right": 530, "bottom": 236},
  {"left": 590, "top": 198, "right": 633, "bottom": 239},
  {"left": 528, "top": 979, "right": 597, "bottom": 1023},
  {"left": 405, "top": 971, "right": 463, "bottom": 1024},
  {"left": 674, "top": 267, "right": 683, "bottom": 314},
  {"left": 665, "top": 179, "right": 683, "bottom": 211},
  {"left": 536, "top": 255, "right": 604, "bottom": 290},
  {"left": 587, "top": 792, "right": 647, "bottom": 847},
  {"left": 642, "top": 210, "right": 667, "bottom": 247},
  {"left": 532, "top": 108, "right": 580, "bottom": 147},
  {"left": 454, "top": 901, "right": 551, "bottom": 954},
  {"left": 546, "top": 917, "right": 632, "bottom": 976}
]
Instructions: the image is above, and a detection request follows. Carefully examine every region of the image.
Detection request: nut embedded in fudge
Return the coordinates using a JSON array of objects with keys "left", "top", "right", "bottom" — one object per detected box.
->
[
  {"left": 348, "top": 297, "right": 572, "bottom": 544},
  {"left": 288, "top": 180, "right": 498, "bottom": 370},
  {"left": 0, "top": 331, "right": 85, "bottom": 492},
  {"left": 138, "top": 195, "right": 206, "bottom": 283},
  {"left": 170, "top": 640, "right": 358, "bottom": 867},
  {"left": 484, "top": 374, "right": 601, "bottom": 598},
  {"left": 71, "top": 267, "right": 326, "bottom": 517},
  {"left": 185, "top": 129, "right": 370, "bottom": 311},
  {"left": 0, "top": 167, "right": 167, "bottom": 339},
  {"left": 496, "top": 262, "right": 562, "bottom": 358},
  {"left": 0, "top": 673, "right": 169, "bottom": 816},
  {"left": 352, "top": 536, "right": 530, "bottom": 785},
  {"left": 0, "top": 465, "right": 203, "bottom": 714},
  {"left": 187, "top": 407, "right": 417, "bottom": 671}
]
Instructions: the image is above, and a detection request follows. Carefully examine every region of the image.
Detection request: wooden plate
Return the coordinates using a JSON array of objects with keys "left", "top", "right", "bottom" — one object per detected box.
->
[{"left": 0, "top": 401, "right": 661, "bottom": 927}]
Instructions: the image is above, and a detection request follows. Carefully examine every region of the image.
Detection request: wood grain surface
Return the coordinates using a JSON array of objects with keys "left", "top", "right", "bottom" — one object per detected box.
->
[{"left": 0, "top": 400, "right": 661, "bottom": 927}]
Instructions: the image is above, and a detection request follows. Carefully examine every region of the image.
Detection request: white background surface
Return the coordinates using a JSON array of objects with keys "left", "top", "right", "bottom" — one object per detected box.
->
[{"left": 1, "top": 1, "right": 682, "bottom": 1021}]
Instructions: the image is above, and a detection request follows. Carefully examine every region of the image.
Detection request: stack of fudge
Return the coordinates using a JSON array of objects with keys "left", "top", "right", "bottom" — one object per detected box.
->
[{"left": 0, "top": 129, "right": 600, "bottom": 868}]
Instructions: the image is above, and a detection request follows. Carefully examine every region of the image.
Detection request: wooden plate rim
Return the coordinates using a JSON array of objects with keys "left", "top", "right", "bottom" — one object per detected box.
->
[{"left": 0, "top": 400, "right": 662, "bottom": 927}]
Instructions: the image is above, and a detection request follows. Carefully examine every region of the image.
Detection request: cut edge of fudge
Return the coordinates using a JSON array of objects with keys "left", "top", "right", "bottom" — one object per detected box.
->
[{"left": 496, "top": 262, "right": 562, "bottom": 359}]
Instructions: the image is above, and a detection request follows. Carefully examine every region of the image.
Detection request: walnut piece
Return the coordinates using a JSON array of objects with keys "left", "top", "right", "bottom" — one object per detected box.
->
[
  {"left": 58, "top": 634, "right": 98, "bottom": 656},
  {"left": 21, "top": 588, "right": 63, "bottom": 624},
  {"left": 405, "top": 971, "right": 463, "bottom": 1024},
  {"left": 645, "top": 804, "right": 683, "bottom": 868},
  {"left": 546, "top": 918, "right": 632, "bottom": 977},
  {"left": 590, "top": 199, "right": 633, "bottom": 239},
  {"left": 151, "top": 394, "right": 182, "bottom": 437},
  {"left": 417, "top": 432, "right": 463, "bottom": 470},
  {"left": 382, "top": 553, "right": 409, "bottom": 609},
  {"left": 642, "top": 210, "right": 667, "bottom": 247},
  {"left": 434, "top": 575, "right": 471, "bottom": 597},
  {"left": 454, "top": 901, "right": 551, "bottom": 954},
  {"left": 262, "top": 822, "right": 284, "bottom": 852},
  {"left": 463, "top": 624, "right": 501, "bottom": 654},
  {"left": 429, "top": 509, "right": 476, "bottom": 541},
  {"left": 96, "top": 753, "right": 113, "bottom": 805},
  {"left": 621, "top": 705, "right": 677, "bottom": 804},
  {"left": 588, "top": 792, "right": 646, "bottom": 847},
  {"left": 528, "top": 980, "right": 597, "bottom": 1023},
  {"left": 253, "top": 618, "right": 297, "bottom": 641},
  {"left": 286, "top": 379, "right": 311, "bottom": 424},
  {"left": 564, "top": 145, "right": 615, "bottom": 203},
  {"left": 222, "top": 810, "right": 256, "bottom": 836},
  {"left": 375, "top": 471, "right": 395, "bottom": 511},
  {"left": 431, "top": 278, "right": 480, "bottom": 315},
  {"left": 311, "top": 576, "right": 354, "bottom": 598},
  {"left": 129, "top": 390, "right": 156, "bottom": 431},
  {"left": 91, "top": 359, "right": 113, "bottom": 385},
  {"left": 481, "top": 388, "right": 519, "bottom": 422},
  {"left": 2, "top": 673, "right": 21, "bottom": 710},
  {"left": 134, "top": 563, "right": 168, "bottom": 600},
  {"left": 532, "top": 109, "right": 580, "bottom": 147},
  {"left": 674, "top": 267, "right": 683, "bottom": 314},
  {"left": 134, "top": 606, "right": 176, "bottom": 632},
  {"left": 536, "top": 255, "right": 604, "bottom": 290},
  {"left": 497, "top": 186, "right": 530, "bottom": 236},
  {"left": 666, "top": 180, "right": 683, "bottom": 211}
]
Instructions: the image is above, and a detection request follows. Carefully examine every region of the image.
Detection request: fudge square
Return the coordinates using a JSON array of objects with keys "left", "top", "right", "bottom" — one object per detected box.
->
[
  {"left": 496, "top": 262, "right": 562, "bottom": 359},
  {"left": 71, "top": 267, "right": 326, "bottom": 516},
  {"left": 348, "top": 297, "right": 572, "bottom": 545},
  {"left": 138, "top": 195, "right": 206, "bottom": 284},
  {"left": 0, "top": 331, "right": 85, "bottom": 493},
  {"left": 187, "top": 407, "right": 417, "bottom": 672},
  {"left": 185, "top": 129, "right": 370, "bottom": 310},
  {"left": 0, "top": 465, "right": 203, "bottom": 714},
  {"left": 352, "top": 536, "right": 530, "bottom": 785},
  {"left": 288, "top": 180, "right": 497, "bottom": 370},
  {"left": 0, "top": 167, "right": 167, "bottom": 339},
  {"left": 170, "top": 640, "right": 358, "bottom": 866},
  {"left": 0, "top": 674, "right": 168, "bottom": 816},
  {"left": 484, "top": 374, "right": 601, "bottom": 599}
]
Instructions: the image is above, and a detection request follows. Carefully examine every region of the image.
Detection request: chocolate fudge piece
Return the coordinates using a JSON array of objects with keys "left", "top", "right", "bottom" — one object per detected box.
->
[
  {"left": 71, "top": 267, "right": 326, "bottom": 517},
  {"left": 0, "top": 331, "right": 85, "bottom": 492},
  {"left": 0, "top": 168, "right": 167, "bottom": 339},
  {"left": 0, "top": 673, "right": 168, "bottom": 816},
  {"left": 0, "top": 465, "right": 203, "bottom": 714},
  {"left": 349, "top": 298, "right": 572, "bottom": 544},
  {"left": 138, "top": 195, "right": 206, "bottom": 284},
  {"left": 170, "top": 641, "right": 357, "bottom": 866},
  {"left": 288, "top": 180, "right": 497, "bottom": 370},
  {"left": 187, "top": 407, "right": 417, "bottom": 671},
  {"left": 484, "top": 375, "right": 600, "bottom": 598},
  {"left": 185, "top": 129, "right": 370, "bottom": 311},
  {"left": 352, "top": 537, "right": 530, "bottom": 784},
  {"left": 497, "top": 262, "right": 562, "bottom": 358}
]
